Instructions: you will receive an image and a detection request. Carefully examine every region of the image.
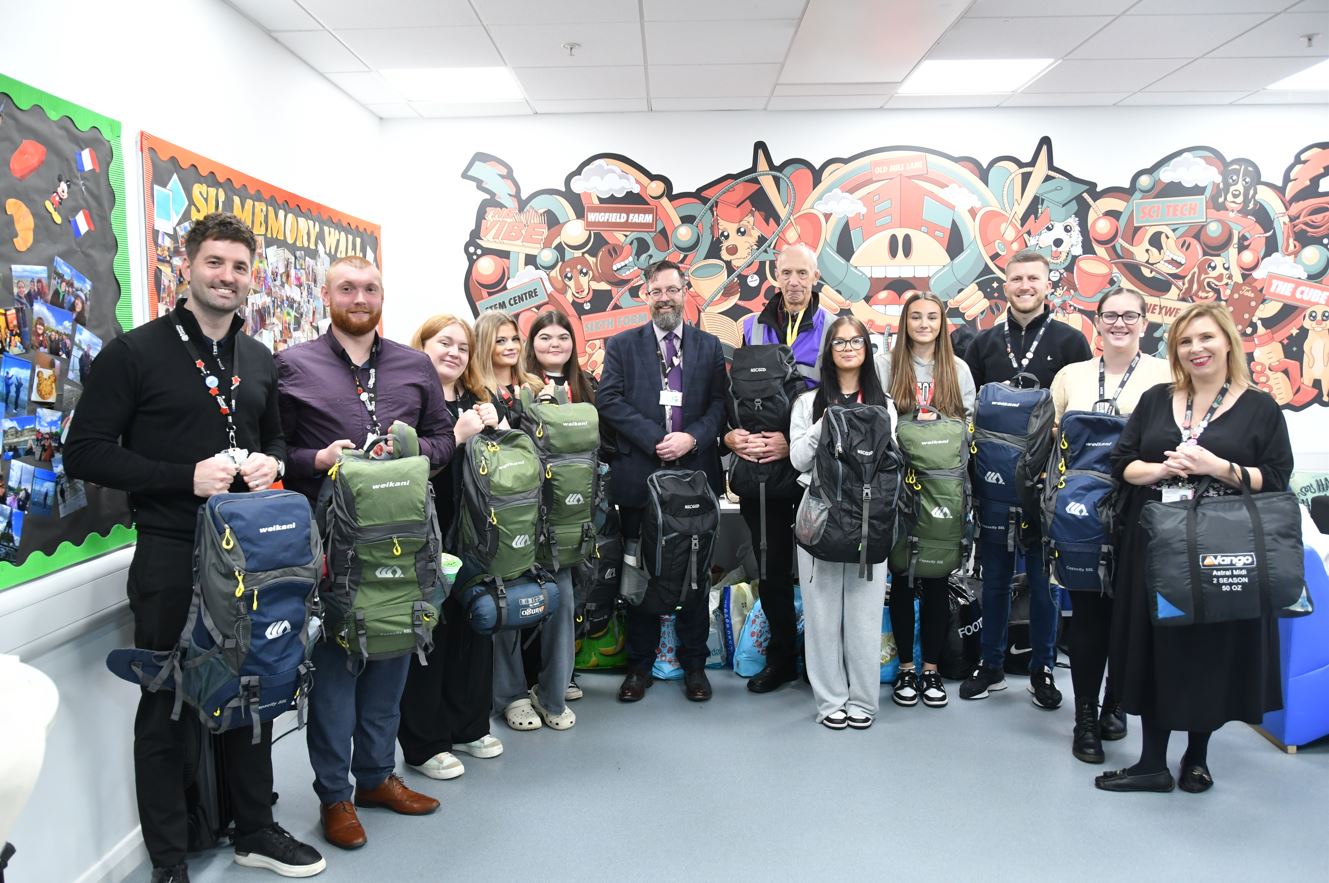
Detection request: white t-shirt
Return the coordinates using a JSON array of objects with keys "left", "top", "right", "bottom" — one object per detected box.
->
[{"left": 1050, "top": 353, "right": 1171, "bottom": 421}]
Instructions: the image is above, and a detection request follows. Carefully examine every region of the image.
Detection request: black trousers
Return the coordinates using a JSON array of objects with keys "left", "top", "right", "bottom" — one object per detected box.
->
[
  {"left": 398, "top": 593, "right": 494, "bottom": 765},
  {"left": 740, "top": 494, "right": 798, "bottom": 671},
  {"left": 129, "top": 534, "right": 274, "bottom": 868},
  {"left": 887, "top": 572, "right": 949, "bottom": 666},
  {"left": 620, "top": 506, "right": 710, "bottom": 674}
]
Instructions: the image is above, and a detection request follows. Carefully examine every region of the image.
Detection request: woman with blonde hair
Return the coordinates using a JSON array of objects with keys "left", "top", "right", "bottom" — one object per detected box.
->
[
  {"left": 1099, "top": 302, "right": 1293, "bottom": 794},
  {"left": 878, "top": 291, "right": 975, "bottom": 710},
  {"left": 473, "top": 309, "right": 541, "bottom": 426},
  {"left": 397, "top": 313, "right": 504, "bottom": 781}
]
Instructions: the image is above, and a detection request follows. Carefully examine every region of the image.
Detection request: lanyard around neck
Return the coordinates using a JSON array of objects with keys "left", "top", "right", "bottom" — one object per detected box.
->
[
  {"left": 785, "top": 309, "right": 805, "bottom": 346},
  {"left": 1094, "top": 352, "right": 1141, "bottom": 414},
  {"left": 340, "top": 337, "right": 381, "bottom": 436},
  {"left": 1003, "top": 313, "right": 1049, "bottom": 372},
  {"left": 170, "top": 310, "right": 240, "bottom": 450},
  {"left": 1182, "top": 381, "right": 1230, "bottom": 445}
]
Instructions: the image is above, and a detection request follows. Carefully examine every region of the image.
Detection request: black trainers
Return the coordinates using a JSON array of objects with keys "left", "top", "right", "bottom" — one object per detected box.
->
[
  {"left": 233, "top": 824, "right": 327, "bottom": 877},
  {"left": 920, "top": 670, "right": 948, "bottom": 707},
  {"left": 959, "top": 664, "right": 1006, "bottom": 700},
  {"left": 150, "top": 865, "right": 190, "bottom": 883},
  {"left": 892, "top": 668, "right": 920, "bottom": 706},
  {"left": 1028, "top": 665, "right": 1063, "bottom": 710}
]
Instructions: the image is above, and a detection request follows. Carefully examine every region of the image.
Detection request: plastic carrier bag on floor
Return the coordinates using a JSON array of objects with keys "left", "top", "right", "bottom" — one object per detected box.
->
[
  {"left": 708, "top": 582, "right": 756, "bottom": 669},
  {"left": 652, "top": 615, "right": 685, "bottom": 680},
  {"left": 574, "top": 612, "right": 627, "bottom": 671},
  {"left": 733, "top": 587, "right": 804, "bottom": 678},
  {"left": 880, "top": 596, "right": 923, "bottom": 684}
]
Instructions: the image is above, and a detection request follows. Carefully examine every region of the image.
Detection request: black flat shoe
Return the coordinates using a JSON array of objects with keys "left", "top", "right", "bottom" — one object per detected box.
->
[
  {"left": 1094, "top": 768, "right": 1175, "bottom": 793},
  {"left": 1179, "top": 762, "right": 1213, "bottom": 793}
]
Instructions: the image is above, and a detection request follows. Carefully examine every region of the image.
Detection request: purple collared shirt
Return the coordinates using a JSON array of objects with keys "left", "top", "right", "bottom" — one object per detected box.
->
[{"left": 275, "top": 331, "right": 455, "bottom": 504}]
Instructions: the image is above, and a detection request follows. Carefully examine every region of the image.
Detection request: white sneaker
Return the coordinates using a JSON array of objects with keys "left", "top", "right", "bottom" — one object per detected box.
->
[
  {"left": 529, "top": 687, "right": 576, "bottom": 730},
  {"left": 453, "top": 734, "right": 504, "bottom": 758},
  {"left": 411, "top": 751, "right": 464, "bottom": 780},
  {"left": 565, "top": 679, "right": 583, "bottom": 701}
]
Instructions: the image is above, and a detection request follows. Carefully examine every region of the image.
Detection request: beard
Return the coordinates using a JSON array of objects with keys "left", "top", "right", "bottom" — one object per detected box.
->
[
  {"left": 330, "top": 303, "right": 381, "bottom": 335},
  {"left": 651, "top": 300, "right": 681, "bottom": 332}
]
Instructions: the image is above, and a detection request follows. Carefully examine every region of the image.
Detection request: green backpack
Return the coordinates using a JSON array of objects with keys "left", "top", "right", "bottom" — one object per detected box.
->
[
  {"left": 457, "top": 427, "right": 543, "bottom": 581},
  {"left": 318, "top": 422, "right": 443, "bottom": 663},
  {"left": 519, "top": 387, "right": 601, "bottom": 572},
  {"left": 889, "top": 409, "right": 971, "bottom": 585}
]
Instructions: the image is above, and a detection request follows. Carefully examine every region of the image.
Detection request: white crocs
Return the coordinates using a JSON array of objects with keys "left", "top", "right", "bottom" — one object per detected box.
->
[
  {"left": 529, "top": 687, "right": 576, "bottom": 730},
  {"left": 503, "top": 698, "right": 543, "bottom": 731}
]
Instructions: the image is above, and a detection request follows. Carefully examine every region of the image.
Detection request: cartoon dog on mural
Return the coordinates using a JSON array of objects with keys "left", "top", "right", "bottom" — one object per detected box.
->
[
  {"left": 1214, "top": 159, "right": 1261, "bottom": 215},
  {"left": 1304, "top": 306, "right": 1329, "bottom": 401},
  {"left": 551, "top": 254, "right": 599, "bottom": 304},
  {"left": 1179, "top": 254, "right": 1231, "bottom": 302}
]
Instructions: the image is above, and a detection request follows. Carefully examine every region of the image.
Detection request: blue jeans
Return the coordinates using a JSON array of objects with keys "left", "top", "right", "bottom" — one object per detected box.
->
[
  {"left": 307, "top": 640, "right": 411, "bottom": 804},
  {"left": 978, "top": 530, "right": 1059, "bottom": 673}
]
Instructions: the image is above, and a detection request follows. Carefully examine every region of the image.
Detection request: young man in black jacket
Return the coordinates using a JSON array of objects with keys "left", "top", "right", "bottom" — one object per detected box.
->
[
  {"left": 65, "top": 213, "right": 325, "bottom": 882},
  {"left": 960, "top": 249, "right": 1091, "bottom": 711}
]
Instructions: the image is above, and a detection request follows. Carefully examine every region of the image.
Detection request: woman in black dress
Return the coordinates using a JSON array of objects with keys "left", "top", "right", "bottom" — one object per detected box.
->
[{"left": 1098, "top": 303, "right": 1293, "bottom": 793}]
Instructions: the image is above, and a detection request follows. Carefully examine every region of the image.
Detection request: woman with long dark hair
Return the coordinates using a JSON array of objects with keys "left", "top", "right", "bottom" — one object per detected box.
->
[{"left": 789, "top": 316, "right": 897, "bottom": 729}]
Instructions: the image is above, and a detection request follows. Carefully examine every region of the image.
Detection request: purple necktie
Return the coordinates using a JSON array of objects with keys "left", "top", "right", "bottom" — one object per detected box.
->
[{"left": 664, "top": 331, "right": 683, "bottom": 433}]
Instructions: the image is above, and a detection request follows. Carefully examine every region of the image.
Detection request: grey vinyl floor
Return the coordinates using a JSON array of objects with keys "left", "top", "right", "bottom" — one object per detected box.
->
[{"left": 137, "top": 660, "right": 1328, "bottom": 882}]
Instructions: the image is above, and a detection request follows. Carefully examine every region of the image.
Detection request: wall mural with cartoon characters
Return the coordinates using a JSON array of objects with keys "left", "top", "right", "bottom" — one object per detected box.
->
[{"left": 459, "top": 138, "right": 1329, "bottom": 411}]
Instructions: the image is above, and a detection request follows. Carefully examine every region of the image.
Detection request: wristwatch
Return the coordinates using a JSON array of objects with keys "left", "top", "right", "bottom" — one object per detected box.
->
[{"left": 272, "top": 456, "right": 286, "bottom": 479}]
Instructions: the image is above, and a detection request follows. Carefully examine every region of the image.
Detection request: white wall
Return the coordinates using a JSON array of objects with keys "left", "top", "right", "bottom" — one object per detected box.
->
[
  {"left": 378, "top": 104, "right": 1329, "bottom": 462},
  {"left": 1, "top": 2, "right": 382, "bottom": 881}
]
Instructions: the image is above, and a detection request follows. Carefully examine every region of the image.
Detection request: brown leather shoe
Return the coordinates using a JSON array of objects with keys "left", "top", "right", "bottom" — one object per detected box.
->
[
  {"left": 320, "top": 800, "right": 367, "bottom": 850},
  {"left": 354, "top": 773, "right": 440, "bottom": 815},
  {"left": 617, "top": 671, "right": 652, "bottom": 702}
]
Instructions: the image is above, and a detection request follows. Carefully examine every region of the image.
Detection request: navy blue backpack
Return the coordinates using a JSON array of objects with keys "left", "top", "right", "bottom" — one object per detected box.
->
[
  {"left": 107, "top": 490, "right": 322, "bottom": 742},
  {"left": 970, "top": 375, "right": 1054, "bottom": 548},
  {"left": 1041, "top": 411, "right": 1126, "bottom": 591}
]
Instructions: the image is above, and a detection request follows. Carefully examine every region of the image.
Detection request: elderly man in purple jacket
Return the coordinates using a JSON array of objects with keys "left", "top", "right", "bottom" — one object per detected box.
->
[
  {"left": 724, "top": 243, "right": 834, "bottom": 693},
  {"left": 276, "top": 255, "right": 455, "bottom": 852}
]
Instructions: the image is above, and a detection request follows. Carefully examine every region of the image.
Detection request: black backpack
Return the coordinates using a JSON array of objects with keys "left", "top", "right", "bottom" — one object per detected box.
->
[
  {"left": 794, "top": 404, "right": 905, "bottom": 579},
  {"left": 727, "top": 343, "right": 804, "bottom": 576},
  {"left": 573, "top": 508, "right": 624, "bottom": 638},
  {"left": 638, "top": 469, "right": 720, "bottom": 615}
]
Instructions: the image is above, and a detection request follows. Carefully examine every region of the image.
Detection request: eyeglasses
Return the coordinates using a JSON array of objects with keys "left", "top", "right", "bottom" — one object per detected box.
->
[
  {"left": 645, "top": 286, "right": 683, "bottom": 299},
  {"left": 1100, "top": 312, "right": 1143, "bottom": 326},
  {"left": 831, "top": 336, "right": 866, "bottom": 351}
]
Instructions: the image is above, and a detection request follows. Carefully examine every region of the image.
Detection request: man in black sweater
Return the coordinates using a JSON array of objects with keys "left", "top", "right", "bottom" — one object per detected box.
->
[
  {"left": 65, "top": 213, "right": 325, "bottom": 882},
  {"left": 959, "top": 249, "right": 1091, "bottom": 711}
]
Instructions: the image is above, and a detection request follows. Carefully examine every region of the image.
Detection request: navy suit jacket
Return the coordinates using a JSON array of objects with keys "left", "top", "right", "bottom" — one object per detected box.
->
[{"left": 597, "top": 321, "right": 727, "bottom": 505}]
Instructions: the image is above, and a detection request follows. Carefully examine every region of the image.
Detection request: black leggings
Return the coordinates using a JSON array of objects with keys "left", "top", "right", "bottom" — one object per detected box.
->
[
  {"left": 888, "top": 573, "right": 948, "bottom": 667},
  {"left": 1070, "top": 592, "right": 1113, "bottom": 702},
  {"left": 1134, "top": 716, "right": 1213, "bottom": 775}
]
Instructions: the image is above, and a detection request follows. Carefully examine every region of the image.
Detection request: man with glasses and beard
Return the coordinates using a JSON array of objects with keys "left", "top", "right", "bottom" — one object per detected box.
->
[
  {"left": 597, "top": 260, "right": 728, "bottom": 703},
  {"left": 275, "top": 256, "right": 455, "bottom": 852}
]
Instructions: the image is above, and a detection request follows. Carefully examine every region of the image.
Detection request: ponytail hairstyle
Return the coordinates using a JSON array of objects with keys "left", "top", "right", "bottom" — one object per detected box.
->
[
  {"left": 889, "top": 290, "right": 966, "bottom": 418},
  {"left": 811, "top": 316, "right": 889, "bottom": 421},
  {"left": 522, "top": 309, "right": 595, "bottom": 403}
]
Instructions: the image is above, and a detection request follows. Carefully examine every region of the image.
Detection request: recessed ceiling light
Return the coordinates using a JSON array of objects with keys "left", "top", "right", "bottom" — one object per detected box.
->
[
  {"left": 899, "top": 59, "right": 1057, "bottom": 95},
  {"left": 379, "top": 67, "right": 524, "bottom": 102},
  {"left": 1267, "top": 58, "right": 1329, "bottom": 91}
]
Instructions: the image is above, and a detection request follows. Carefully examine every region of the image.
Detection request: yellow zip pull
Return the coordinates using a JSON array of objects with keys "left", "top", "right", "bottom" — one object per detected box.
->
[
  {"left": 222, "top": 526, "right": 234, "bottom": 550},
  {"left": 329, "top": 461, "right": 340, "bottom": 480},
  {"left": 1058, "top": 457, "right": 1067, "bottom": 475},
  {"left": 392, "top": 536, "right": 402, "bottom": 556},
  {"left": 234, "top": 568, "right": 245, "bottom": 598},
  {"left": 479, "top": 456, "right": 489, "bottom": 476},
  {"left": 536, "top": 421, "right": 545, "bottom": 439},
  {"left": 489, "top": 507, "right": 498, "bottom": 526},
  {"left": 252, "top": 584, "right": 259, "bottom": 611},
  {"left": 905, "top": 468, "right": 915, "bottom": 484},
  {"left": 1060, "top": 435, "right": 1069, "bottom": 450},
  {"left": 213, "top": 708, "right": 221, "bottom": 717},
  {"left": 545, "top": 464, "right": 553, "bottom": 480}
]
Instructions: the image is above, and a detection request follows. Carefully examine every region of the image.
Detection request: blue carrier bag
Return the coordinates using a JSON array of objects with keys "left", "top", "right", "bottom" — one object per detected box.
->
[
  {"left": 107, "top": 490, "right": 322, "bottom": 743},
  {"left": 1041, "top": 410, "right": 1126, "bottom": 591},
  {"left": 970, "top": 375, "right": 1054, "bottom": 548}
]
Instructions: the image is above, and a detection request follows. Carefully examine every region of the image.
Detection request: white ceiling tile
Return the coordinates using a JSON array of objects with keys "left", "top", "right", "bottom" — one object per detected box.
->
[
  {"left": 532, "top": 98, "right": 650, "bottom": 113},
  {"left": 336, "top": 27, "right": 501, "bottom": 68},
  {"left": 966, "top": 0, "right": 1134, "bottom": 15},
  {"left": 1208, "top": 13, "right": 1329, "bottom": 57},
  {"left": 1071, "top": 14, "right": 1270, "bottom": 58},
  {"left": 225, "top": 0, "right": 320, "bottom": 31},
  {"left": 1024, "top": 58, "right": 1190, "bottom": 92},
  {"left": 650, "top": 96, "right": 770, "bottom": 110},
  {"left": 1289, "top": 0, "right": 1329, "bottom": 11},
  {"left": 1117, "top": 90, "right": 1249, "bottom": 104},
  {"left": 884, "top": 94, "right": 1008, "bottom": 108},
  {"left": 781, "top": 0, "right": 966, "bottom": 84},
  {"left": 929, "top": 16, "right": 1115, "bottom": 59},
  {"left": 646, "top": 20, "right": 797, "bottom": 65},
  {"left": 1128, "top": 0, "right": 1291, "bottom": 12},
  {"left": 299, "top": 0, "right": 478, "bottom": 29},
  {"left": 325, "top": 71, "right": 403, "bottom": 104},
  {"left": 649, "top": 64, "right": 781, "bottom": 97},
  {"left": 1235, "top": 89, "right": 1329, "bottom": 103},
  {"left": 513, "top": 66, "right": 647, "bottom": 100},
  {"left": 1003, "top": 91, "right": 1131, "bottom": 106},
  {"left": 767, "top": 95, "right": 887, "bottom": 110},
  {"left": 408, "top": 100, "right": 532, "bottom": 117},
  {"left": 489, "top": 22, "right": 644, "bottom": 66},
  {"left": 1149, "top": 56, "right": 1326, "bottom": 91},
  {"left": 473, "top": 0, "right": 640, "bottom": 26},
  {"left": 365, "top": 102, "right": 421, "bottom": 118},
  {"left": 642, "top": 0, "right": 807, "bottom": 21},
  {"left": 271, "top": 30, "right": 368, "bottom": 72},
  {"left": 773, "top": 82, "right": 898, "bottom": 96}
]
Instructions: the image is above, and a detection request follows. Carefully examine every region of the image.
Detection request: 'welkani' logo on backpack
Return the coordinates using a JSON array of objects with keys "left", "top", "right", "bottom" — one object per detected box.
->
[
  {"left": 259, "top": 522, "right": 297, "bottom": 534},
  {"left": 372, "top": 480, "right": 411, "bottom": 490}
]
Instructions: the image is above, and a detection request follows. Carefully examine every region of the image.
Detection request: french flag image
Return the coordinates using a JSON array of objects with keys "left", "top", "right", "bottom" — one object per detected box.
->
[
  {"left": 75, "top": 147, "right": 100, "bottom": 173},
  {"left": 70, "top": 209, "right": 95, "bottom": 238}
]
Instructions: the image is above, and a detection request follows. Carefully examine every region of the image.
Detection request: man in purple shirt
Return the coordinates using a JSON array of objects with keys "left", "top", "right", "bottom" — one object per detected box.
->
[{"left": 276, "top": 255, "right": 455, "bottom": 852}]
